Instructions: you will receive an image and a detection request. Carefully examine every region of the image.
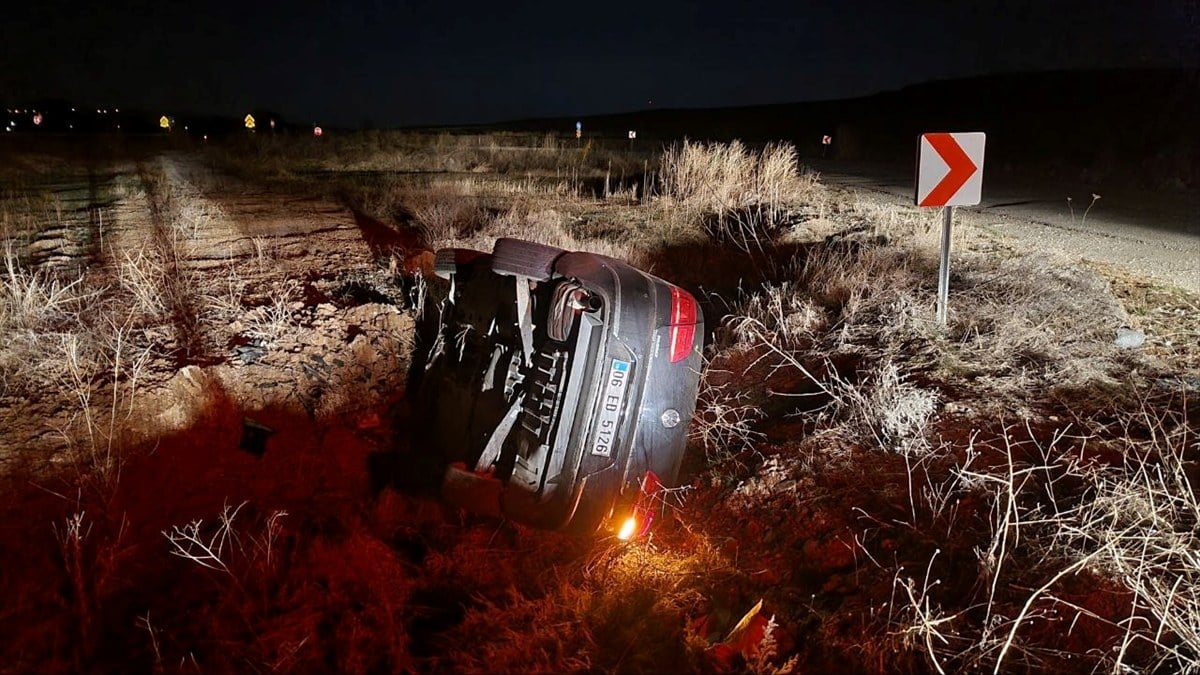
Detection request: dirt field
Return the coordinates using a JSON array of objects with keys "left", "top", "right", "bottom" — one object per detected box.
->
[{"left": 1, "top": 134, "right": 1197, "bottom": 673}]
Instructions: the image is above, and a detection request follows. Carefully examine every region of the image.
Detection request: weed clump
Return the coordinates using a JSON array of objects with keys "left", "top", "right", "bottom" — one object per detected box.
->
[{"left": 660, "top": 140, "right": 820, "bottom": 251}]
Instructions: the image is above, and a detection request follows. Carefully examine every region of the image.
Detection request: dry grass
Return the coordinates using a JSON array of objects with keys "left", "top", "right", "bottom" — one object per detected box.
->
[
  {"left": 700, "top": 197, "right": 1195, "bottom": 671},
  {"left": 690, "top": 369, "right": 767, "bottom": 463},
  {"left": 1066, "top": 401, "right": 1200, "bottom": 672},
  {"left": 210, "top": 129, "right": 643, "bottom": 186},
  {"left": 4, "top": 133, "right": 1198, "bottom": 674},
  {"left": 659, "top": 140, "right": 821, "bottom": 251}
]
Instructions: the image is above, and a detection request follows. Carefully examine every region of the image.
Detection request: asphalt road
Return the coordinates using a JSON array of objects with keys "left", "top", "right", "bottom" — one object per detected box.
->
[{"left": 808, "top": 160, "right": 1200, "bottom": 293}]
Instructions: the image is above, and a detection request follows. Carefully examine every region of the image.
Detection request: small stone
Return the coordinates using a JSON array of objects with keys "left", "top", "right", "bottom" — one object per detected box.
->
[{"left": 1114, "top": 327, "right": 1145, "bottom": 349}]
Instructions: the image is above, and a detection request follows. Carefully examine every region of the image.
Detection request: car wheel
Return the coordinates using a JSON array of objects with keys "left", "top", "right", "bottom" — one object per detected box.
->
[
  {"left": 491, "top": 238, "right": 564, "bottom": 280},
  {"left": 434, "top": 248, "right": 490, "bottom": 280}
]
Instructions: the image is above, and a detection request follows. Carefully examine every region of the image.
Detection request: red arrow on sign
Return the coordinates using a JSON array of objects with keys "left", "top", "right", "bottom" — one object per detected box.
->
[{"left": 919, "top": 133, "right": 978, "bottom": 207}]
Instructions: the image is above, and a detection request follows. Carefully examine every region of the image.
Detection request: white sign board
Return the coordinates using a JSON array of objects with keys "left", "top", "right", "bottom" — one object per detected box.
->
[
  {"left": 915, "top": 132, "right": 986, "bottom": 207},
  {"left": 628, "top": 130, "right": 636, "bottom": 139}
]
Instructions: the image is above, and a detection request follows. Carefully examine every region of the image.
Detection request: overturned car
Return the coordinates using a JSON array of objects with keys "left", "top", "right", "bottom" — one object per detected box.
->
[{"left": 414, "top": 238, "right": 704, "bottom": 537}]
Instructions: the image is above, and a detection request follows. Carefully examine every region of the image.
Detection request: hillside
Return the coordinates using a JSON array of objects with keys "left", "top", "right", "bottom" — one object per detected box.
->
[{"left": 499, "top": 68, "right": 1200, "bottom": 191}]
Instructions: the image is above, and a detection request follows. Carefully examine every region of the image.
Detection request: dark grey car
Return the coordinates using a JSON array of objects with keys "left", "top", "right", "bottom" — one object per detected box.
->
[{"left": 414, "top": 238, "right": 703, "bottom": 537}]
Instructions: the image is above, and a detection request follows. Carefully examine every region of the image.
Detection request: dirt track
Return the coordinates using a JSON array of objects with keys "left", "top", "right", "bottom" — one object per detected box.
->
[{"left": 2, "top": 154, "right": 419, "bottom": 474}]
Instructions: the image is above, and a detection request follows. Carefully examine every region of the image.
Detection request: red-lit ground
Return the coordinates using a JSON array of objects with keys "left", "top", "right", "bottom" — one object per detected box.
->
[{"left": 1, "top": 137, "right": 1197, "bottom": 673}]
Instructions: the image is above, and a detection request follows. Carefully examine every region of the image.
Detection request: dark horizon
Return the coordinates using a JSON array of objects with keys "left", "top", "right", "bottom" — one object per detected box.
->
[
  {"left": 6, "top": 65, "right": 1198, "bottom": 136},
  {"left": 3, "top": 0, "right": 1198, "bottom": 129}
]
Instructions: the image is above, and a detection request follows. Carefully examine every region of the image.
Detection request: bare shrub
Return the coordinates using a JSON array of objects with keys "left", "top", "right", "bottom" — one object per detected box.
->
[
  {"left": 244, "top": 282, "right": 298, "bottom": 349},
  {"left": 879, "top": 426, "right": 1095, "bottom": 672},
  {"left": 721, "top": 281, "right": 828, "bottom": 351},
  {"left": 1, "top": 242, "right": 86, "bottom": 332},
  {"left": 720, "top": 234, "right": 1139, "bottom": 419},
  {"left": 158, "top": 502, "right": 419, "bottom": 672},
  {"left": 410, "top": 192, "right": 488, "bottom": 246},
  {"left": 163, "top": 501, "right": 250, "bottom": 575},
  {"left": 1063, "top": 403, "right": 1200, "bottom": 672},
  {"left": 837, "top": 360, "right": 939, "bottom": 455},
  {"left": 659, "top": 140, "right": 819, "bottom": 250},
  {"left": 52, "top": 510, "right": 131, "bottom": 665},
  {"left": 201, "top": 264, "right": 247, "bottom": 325},
  {"left": 870, "top": 397, "right": 1200, "bottom": 674},
  {"left": 0, "top": 244, "right": 94, "bottom": 394},
  {"left": 56, "top": 318, "right": 155, "bottom": 486},
  {"left": 117, "top": 246, "right": 169, "bottom": 321},
  {"left": 691, "top": 370, "right": 766, "bottom": 462},
  {"left": 727, "top": 455, "right": 801, "bottom": 511}
]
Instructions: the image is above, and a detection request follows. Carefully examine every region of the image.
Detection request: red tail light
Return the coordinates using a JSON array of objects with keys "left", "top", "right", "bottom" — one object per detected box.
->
[{"left": 668, "top": 285, "right": 698, "bottom": 363}]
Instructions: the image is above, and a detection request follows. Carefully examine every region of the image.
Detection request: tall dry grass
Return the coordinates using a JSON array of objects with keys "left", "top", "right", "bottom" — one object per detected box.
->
[
  {"left": 658, "top": 140, "right": 820, "bottom": 251},
  {"left": 702, "top": 208, "right": 1193, "bottom": 671}
]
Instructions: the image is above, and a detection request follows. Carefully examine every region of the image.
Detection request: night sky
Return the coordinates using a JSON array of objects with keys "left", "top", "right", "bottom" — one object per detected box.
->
[{"left": 3, "top": 0, "right": 1197, "bottom": 127}]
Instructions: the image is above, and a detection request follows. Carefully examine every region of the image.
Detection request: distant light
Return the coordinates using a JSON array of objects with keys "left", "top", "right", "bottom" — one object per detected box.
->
[
  {"left": 68, "top": 124, "right": 73, "bottom": 129},
  {"left": 70, "top": 108, "right": 75, "bottom": 112},
  {"left": 115, "top": 108, "right": 119, "bottom": 113},
  {"left": 313, "top": 125, "right": 323, "bottom": 137},
  {"left": 97, "top": 109, "right": 102, "bottom": 113},
  {"left": 184, "top": 126, "right": 188, "bottom": 131},
  {"left": 203, "top": 135, "right": 208, "bottom": 142}
]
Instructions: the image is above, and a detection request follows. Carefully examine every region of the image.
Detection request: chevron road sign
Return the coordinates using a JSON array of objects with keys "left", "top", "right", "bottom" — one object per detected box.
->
[
  {"left": 916, "top": 132, "right": 985, "bottom": 207},
  {"left": 915, "top": 131, "right": 986, "bottom": 325}
]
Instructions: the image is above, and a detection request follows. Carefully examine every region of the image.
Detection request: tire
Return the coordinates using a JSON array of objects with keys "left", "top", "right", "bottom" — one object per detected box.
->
[
  {"left": 491, "top": 238, "right": 565, "bottom": 280},
  {"left": 434, "top": 248, "right": 489, "bottom": 280}
]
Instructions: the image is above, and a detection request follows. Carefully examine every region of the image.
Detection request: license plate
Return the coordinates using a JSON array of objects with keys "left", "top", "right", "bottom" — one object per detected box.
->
[{"left": 591, "top": 359, "right": 631, "bottom": 457}]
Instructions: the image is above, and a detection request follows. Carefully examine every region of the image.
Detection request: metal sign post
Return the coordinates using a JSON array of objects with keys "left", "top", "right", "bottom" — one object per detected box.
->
[
  {"left": 914, "top": 132, "right": 986, "bottom": 327},
  {"left": 936, "top": 206, "right": 953, "bottom": 325}
]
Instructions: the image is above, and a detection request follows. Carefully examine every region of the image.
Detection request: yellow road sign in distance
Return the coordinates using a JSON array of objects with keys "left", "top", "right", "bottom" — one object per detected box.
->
[
  {"left": 244, "top": 114, "right": 256, "bottom": 130},
  {"left": 159, "top": 116, "right": 170, "bottom": 129}
]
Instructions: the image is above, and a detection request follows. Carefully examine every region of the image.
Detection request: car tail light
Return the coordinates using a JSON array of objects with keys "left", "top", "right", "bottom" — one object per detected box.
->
[{"left": 668, "top": 286, "right": 698, "bottom": 363}]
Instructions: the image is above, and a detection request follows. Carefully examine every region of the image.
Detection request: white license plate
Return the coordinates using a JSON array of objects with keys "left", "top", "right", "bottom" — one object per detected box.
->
[{"left": 591, "top": 359, "right": 631, "bottom": 457}]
